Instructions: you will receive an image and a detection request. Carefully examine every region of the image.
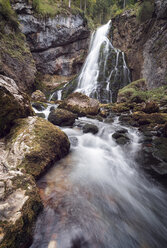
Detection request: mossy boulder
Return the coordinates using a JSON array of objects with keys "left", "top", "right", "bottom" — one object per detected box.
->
[
  {"left": 0, "top": 75, "right": 34, "bottom": 137},
  {"left": 31, "top": 90, "right": 46, "bottom": 102},
  {"left": 0, "top": 116, "right": 70, "bottom": 247},
  {"left": 6, "top": 116, "right": 70, "bottom": 178},
  {"left": 48, "top": 108, "right": 77, "bottom": 127},
  {"left": 117, "top": 79, "right": 147, "bottom": 103},
  {"left": 59, "top": 92, "right": 100, "bottom": 116},
  {"left": 112, "top": 130, "right": 130, "bottom": 145}
]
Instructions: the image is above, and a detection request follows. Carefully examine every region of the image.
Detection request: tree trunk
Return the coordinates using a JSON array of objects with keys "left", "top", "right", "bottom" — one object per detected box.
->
[
  {"left": 69, "top": 0, "right": 71, "bottom": 8},
  {"left": 80, "top": 0, "right": 82, "bottom": 9}
]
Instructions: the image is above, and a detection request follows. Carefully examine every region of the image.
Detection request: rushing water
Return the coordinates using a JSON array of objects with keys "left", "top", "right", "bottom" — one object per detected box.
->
[
  {"left": 75, "top": 21, "right": 131, "bottom": 102},
  {"left": 49, "top": 21, "right": 130, "bottom": 103},
  {"left": 30, "top": 117, "right": 167, "bottom": 248}
]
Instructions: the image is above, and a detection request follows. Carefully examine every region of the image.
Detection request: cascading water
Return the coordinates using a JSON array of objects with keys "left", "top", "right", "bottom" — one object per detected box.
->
[
  {"left": 75, "top": 20, "right": 131, "bottom": 103},
  {"left": 30, "top": 116, "right": 167, "bottom": 248}
]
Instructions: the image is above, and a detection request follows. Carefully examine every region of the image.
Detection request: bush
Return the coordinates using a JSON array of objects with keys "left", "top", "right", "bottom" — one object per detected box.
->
[{"left": 136, "top": 0, "right": 154, "bottom": 23}]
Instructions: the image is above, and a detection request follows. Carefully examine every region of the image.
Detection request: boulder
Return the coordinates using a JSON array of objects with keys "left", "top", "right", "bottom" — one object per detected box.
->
[
  {"left": 48, "top": 108, "right": 77, "bottom": 127},
  {"left": 112, "top": 131, "right": 130, "bottom": 145},
  {"left": 31, "top": 90, "right": 46, "bottom": 102},
  {"left": 59, "top": 92, "right": 100, "bottom": 116},
  {"left": 83, "top": 124, "right": 99, "bottom": 134},
  {"left": 0, "top": 116, "right": 70, "bottom": 247},
  {"left": 142, "top": 101, "right": 159, "bottom": 114},
  {"left": 32, "top": 102, "right": 47, "bottom": 111},
  {"left": 0, "top": 75, "right": 34, "bottom": 137}
]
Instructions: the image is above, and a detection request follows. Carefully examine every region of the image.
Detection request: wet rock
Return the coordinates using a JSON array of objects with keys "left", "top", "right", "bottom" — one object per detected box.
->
[
  {"left": 142, "top": 101, "right": 159, "bottom": 114},
  {"left": 31, "top": 90, "right": 46, "bottom": 102},
  {"left": 83, "top": 124, "right": 99, "bottom": 134},
  {"left": 112, "top": 131, "right": 130, "bottom": 145},
  {"left": 50, "top": 106, "right": 55, "bottom": 111},
  {"left": 59, "top": 92, "right": 100, "bottom": 116},
  {"left": 36, "top": 113, "right": 45, "bottom": 118},
  {"left": 32, "top": 101, "right": 47, "bottom": 111},
  {"left": 137, "top": 136, "right": 167, "bottom": 185},
  {"left": 0, "top": 75, "right": 34, "bottom": 137},
  {"left": 48, "top": 108, "right": 77, "bottom": 126}
]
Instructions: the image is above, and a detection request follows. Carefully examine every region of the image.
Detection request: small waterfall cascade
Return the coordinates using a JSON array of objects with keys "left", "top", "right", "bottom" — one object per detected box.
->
[{"left": 75, "top": 20, "right": 131, "bottom": 103}]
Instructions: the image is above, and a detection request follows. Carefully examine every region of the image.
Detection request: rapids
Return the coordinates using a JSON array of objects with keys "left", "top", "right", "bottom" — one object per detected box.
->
[{"left": 30, "top": 117, "right": 167, "bottom": 248}]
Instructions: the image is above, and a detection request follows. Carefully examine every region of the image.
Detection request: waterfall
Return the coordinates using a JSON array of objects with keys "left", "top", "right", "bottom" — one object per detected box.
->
[{"left": 75, "top": 20, "right": 131, "bottom": 103}]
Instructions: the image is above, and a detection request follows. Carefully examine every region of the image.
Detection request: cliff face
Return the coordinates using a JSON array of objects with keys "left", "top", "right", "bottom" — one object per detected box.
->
[
  {"left": 12, "top": 0, "right": 90, "bottom": 77},
  {"left": 112, "top": 1, "right": 167, "bottom": 89},
  {"left": 0, "top": 10, "right": 36, "bottom": 93}
]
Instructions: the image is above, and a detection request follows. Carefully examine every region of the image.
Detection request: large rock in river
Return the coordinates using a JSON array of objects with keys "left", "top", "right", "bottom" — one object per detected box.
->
[
  {"left": 48, "top": 108, "right": 77, "bottom": 127},
  {"left": 0, "top": 75, "right": 34, "bottom": 137},
  {"left": 0, "top": 116, "right": 70, "bottom": 247},
  {"left": 59, "top": 92, "right": 100, "bottom": 116}
]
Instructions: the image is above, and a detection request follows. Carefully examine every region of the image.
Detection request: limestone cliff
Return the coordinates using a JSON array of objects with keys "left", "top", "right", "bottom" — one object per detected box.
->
[
  {"left": 112, "top": 1, "right": 167, "bottom": 89},
  {"left": 12, "top": 0, "right": 90, "bottom": 77}
]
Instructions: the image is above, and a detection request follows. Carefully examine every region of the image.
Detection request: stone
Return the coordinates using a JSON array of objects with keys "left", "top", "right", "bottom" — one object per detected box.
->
[
  {"left": 0, "top": 116, "right": 70, "bottom": 247},
  {"left": 36, "top": 113, "right": 45, "bottom": 118},
  {"left": 48, "top": 108, "right": 77, "bottom": 127},
  {"left": 112, "top": 131, "right": 130, "bottom": 145},
  {"left": 83, "top": 124, "right": 99, "bottom": 134},
  {"left": 0, "top": 75, "right": 34, "bottom": 137},
  {"left": 32, "top": 102, "right": 47, "bottom": 111},
  {"left": 142, "top": 101, "right": 159, "bottom": 114},
  {"left": 31, "top": 90, "right": 46, "bottom": 102},
  {"left": 59, "top": 92, "right": 100, "bottom": 116}
]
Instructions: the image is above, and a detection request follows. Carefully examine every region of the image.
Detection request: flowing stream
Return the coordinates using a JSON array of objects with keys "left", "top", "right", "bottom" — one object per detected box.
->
[{"left": 30, "top": 116, "right": 167, "bottom": 248}]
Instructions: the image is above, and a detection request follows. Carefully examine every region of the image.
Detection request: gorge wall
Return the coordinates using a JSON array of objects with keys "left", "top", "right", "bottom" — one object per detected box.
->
[
  {"left": 112, "top": 0, "right": 167, "bottom": 89},
  {"left": 12, "top": 0, "right": 90, "bottom": 77}
]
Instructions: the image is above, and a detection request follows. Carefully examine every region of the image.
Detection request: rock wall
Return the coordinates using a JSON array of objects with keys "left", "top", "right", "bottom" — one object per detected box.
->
[
  {"left": 0, "top": 16, "right": 36, "bottom": 93},
  {"left": 12, "top": 0, "right": 90, "bottom": 77},
  {"left": 112, "top": 2, "right": 167, "bottom": 89}
]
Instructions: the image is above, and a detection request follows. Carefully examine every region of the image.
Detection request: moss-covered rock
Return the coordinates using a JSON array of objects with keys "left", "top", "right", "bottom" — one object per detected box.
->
[
  {"left": 0, "top": 116, "right": 70, "bottom": 247},
  {"left": 48, "top": 108, "right": 77, "bottom": 127},
  {"left": 31, "top": 90, "right": 46, "bottom": 102},
  {"left": 0, "top": 75, "right": 34, "bottom": 137},
  {"left": 6, "top": 116, "right": 70, "bottom": 178},
  {"left": 59, "top": 92, "right": 100, "bottom": 116},
  {"left": 117, "top": 79, "right": 147, "bottom": 103}
]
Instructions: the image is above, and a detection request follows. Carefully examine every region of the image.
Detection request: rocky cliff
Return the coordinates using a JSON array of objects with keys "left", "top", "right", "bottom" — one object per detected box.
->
[
  {"left": 12, "top": 0, "right": 90, "bottom": 77},
  {"left": 112, "top": 0, "right": 167, "bottom": 89},
  {"left": 0, "top": 2, "right": 36, "bottom": 93}
]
